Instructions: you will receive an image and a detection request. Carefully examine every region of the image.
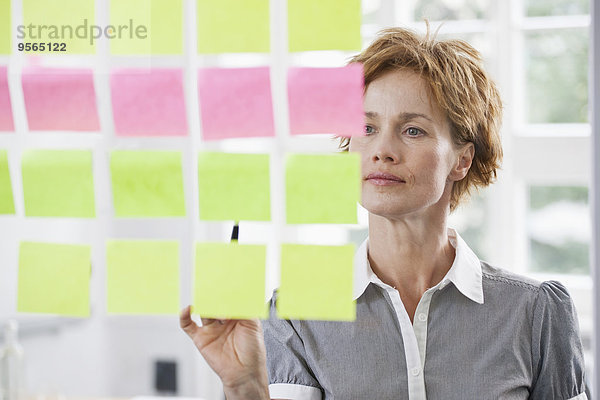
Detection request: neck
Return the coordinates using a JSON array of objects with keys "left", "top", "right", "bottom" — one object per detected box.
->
[{"left": 367, "top": 208, "right": 455, "bottom": 296}]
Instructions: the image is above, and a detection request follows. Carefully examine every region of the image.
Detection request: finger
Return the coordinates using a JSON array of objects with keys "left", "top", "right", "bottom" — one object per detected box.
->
[
  {"left": 179, "top": 305, "right": 198, "bottom": 337},
  {"left": 200, "top": 317, "right": 220, "bottom": 327}
]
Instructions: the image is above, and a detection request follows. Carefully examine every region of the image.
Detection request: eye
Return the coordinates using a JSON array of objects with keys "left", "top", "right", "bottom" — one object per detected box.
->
[
  {"left": 364, "top": 125, "right": 376, "bottom": 135},
  {"left": 405, "top": 127, "right": 423, "bottom": 137}
]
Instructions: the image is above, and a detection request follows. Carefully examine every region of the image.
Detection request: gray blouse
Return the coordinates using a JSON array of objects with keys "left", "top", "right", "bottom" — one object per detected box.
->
[{"left": 263, "top": 230, "right": 589, "bottom": 400}]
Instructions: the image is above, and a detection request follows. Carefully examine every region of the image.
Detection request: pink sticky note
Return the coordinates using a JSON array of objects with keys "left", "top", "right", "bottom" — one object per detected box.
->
[
  {"left": 288, "top": 65, "right": 365, "bottom": 137},
  {"left": 0, "top": 66, "right": 14, "bottom": 132},
  {"left": 22, "top": 67, "right": 100, "bottom": 131},
  {"left": 110, "top": 69, "right": 188, "bottom": 137},
  {"left": 197, "top": 67, "right": 275, "bottom": 141}
]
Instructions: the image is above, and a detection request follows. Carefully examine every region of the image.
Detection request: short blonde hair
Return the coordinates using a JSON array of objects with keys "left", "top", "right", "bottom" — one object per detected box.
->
[{"left": 340, "top": 26, "right": 503, "bottom": 211}]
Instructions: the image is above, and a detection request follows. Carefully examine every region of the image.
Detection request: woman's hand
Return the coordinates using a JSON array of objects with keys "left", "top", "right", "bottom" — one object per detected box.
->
[{"left": 179, "top": 305, "right": 270, "bottom": 400}]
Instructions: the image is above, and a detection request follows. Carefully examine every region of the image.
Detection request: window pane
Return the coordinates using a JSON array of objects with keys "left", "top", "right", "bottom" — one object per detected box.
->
[
  {"left": 437, "top": 32, "right": 491, "bottom": 62},
  {"left": 414, "top": 0, "right": 487, "bottom": 21},
  {"left": 449, "top": 190, "right": 489, "bottom": 261},
  {"left": 528, "top": 186, "right": 590, "bottom": 274},
  {"left": 524, "top": 29, "right": 588, "bottom": 124},
  {"left": 526, "top": 0, "right": 589, "bottom": 17}
]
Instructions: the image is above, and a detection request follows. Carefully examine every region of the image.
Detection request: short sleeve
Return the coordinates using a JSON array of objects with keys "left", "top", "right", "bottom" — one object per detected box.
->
[
  {"left": 262, "top": 290, "right": 323, "bottom": 400},
  {"left": 529, "top": 281, "right": 589, "bottom": 400}
]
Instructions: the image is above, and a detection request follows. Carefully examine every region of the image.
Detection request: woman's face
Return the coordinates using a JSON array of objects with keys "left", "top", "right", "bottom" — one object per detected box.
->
[{"left": 349, "top": 69, "right": 471, "bottom": 219}]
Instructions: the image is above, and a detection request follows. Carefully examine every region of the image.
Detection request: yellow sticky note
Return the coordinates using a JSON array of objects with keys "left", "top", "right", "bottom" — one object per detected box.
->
[
  {"left": 110, "top": 0, "right": 183, "bottom": 55},
  {"left": 194, "top": 242, "right": 268, "bottom": 319},
  {"left": 110, "top": 150, "right": 186, "bottom": 217},
  {"left": 0, "top": 150, "right": 15, "bottom": 214},
  {"left": 198, "top": 152, "right": 270, "bottom": 221},
  {"left": 0, "top": 0, "right": 10, "bottom": 54},
  {"left": 23, "top": 0, "right": 96, "bottom": 54},
  {"left": 197, "top": 0, "right": 269, "bottom": 53},
  {"left": 288, "top": 0, "right": 361, "bottom": 52},
  {"left": 18, "top": 242, "right": 91, "bottom": 317},
  {"left": 22, "top": 149, "right": 95, "bottom": 218},
  {"left": 286, "top": 153, "right": 360, "bottom": 224},
  {"left": 106, "top": 240, "right": 180, "bottom": 315},
  {"left": 277, "top": 244, "right": 355, "bottom": 321}
]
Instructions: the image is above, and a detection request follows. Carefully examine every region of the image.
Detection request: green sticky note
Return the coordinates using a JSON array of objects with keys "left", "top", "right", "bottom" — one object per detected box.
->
[
  {"left": 198, "top": 152, "right": 270, "bottom": 221},
  {"left": 288, "top": 0, "right": 361, "bottom": 52},
  {"left": 286, "top": 153, "right": 360, "bottom": 224},
  {"left": 0, "top": 0, "right": 10, "bottom": 54},
  {"left": 110, "top": 150, "right": 185, "bottom": 217},
  {"left": 106, "top": 240, "right": 180, "bottom": 315},
  {"left": 23, "top": 0, "right": 96, "bottom": 54},
  {"left": 0, "top": 150, "right": 15, "bottom": 214},
  {"left": 18, "top": 242, "right": 91, "bottom": 317},
  {"left": 197, "top": 0, "right": 269, "bottom": 53},
  {"left": 110, "top": 0, "right": 183, "bottom": 55},
  {"left": 194, "top": 242, "right": 268, "bottom": 319},
  {"left": 278, "top": 244, "right": 355, "bottom": 321},
  {"left": 22, "top": 149, "right": 95, "bottom": 218}
]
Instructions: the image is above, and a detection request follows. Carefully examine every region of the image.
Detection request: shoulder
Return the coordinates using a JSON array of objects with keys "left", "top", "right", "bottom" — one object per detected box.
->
[
  {"left": 479, "top": 261, "right": 573, "bottom": 311},
  {"left": 480, "top": 261, "right": 541, "bottom": 291}
]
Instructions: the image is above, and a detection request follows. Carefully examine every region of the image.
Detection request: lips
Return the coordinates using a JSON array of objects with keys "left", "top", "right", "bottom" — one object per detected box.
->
[{"left": 365, "top": 172, "right": 405, "bottom": 185}]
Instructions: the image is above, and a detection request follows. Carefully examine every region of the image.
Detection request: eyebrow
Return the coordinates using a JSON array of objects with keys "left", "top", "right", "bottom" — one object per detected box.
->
[{"left": 364, "top": 111, "right": 434, "bottom": 122}]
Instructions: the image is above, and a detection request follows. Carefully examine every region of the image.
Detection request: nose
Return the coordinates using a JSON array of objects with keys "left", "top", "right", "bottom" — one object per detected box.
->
[{"left": 371, "top": 132, "right": 400, "bottom": 164}]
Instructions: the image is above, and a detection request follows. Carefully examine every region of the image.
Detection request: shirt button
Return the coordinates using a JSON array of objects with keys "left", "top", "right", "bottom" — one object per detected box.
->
[
  {"left": 411, "top": 367, "right": 421, "bottom": 376},
  {"left": 418, "top": 313, "right": 427, "bottom": 322}
]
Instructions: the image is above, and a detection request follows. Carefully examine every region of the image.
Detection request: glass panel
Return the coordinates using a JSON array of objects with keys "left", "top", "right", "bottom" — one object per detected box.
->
[
  {"left": 449, "top": 190, "right": 489, "bottom": 261},
  {"left": 526, "top": 0, "right": 589, "bottom": 17},
  {"left": 362, "top": 0, "right": 381, "bottom": 25},
  {"left": 437, "top": 32, "right": 491, "bottom": 62},
  {"left": 528, "top": 185, "right": 590, "bottom": 274},
  {"left": 524, "top": 29, "right": 588, "bottom": 124},
  {"left": 414, "top": 0, "right": 487, "bottom": 21}
]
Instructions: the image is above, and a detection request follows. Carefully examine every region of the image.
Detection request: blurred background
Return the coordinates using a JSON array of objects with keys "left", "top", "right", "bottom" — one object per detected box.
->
[{"left": 0, "top": 0, "right": 593, "bottom": 398}]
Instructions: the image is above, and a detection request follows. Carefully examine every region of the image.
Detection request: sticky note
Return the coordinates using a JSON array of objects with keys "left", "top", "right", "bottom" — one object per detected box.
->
[
  {"left": 197, "top": 0, "right": 269, "bottom": 53},
  {"left": 197, "top": 67, "right": 275, "bottom": 140},
  {"left": 106, "top": 240, "right": 180, "bottom": 315},
  {"left": 0, "top": 66, "right": 14, "bottom": 131},
  {"left": 110, "top": 150, "right": 186, "bottom": 217},
  {"left": 194, "top": 242, "right": 268, "bottom": 319},
  {"left": 0, "top": 150, "right": 15, "bottom": 214},
  {"left": 22, "top": 67, "right": 100, "bottom": 131},
  {"left": 198, "top": 152, "right": 270, "bottom": 221},
  {"left": 0, "top": 0, "right": 10, "bottom": 54},
  {"left": 22, "top": 149, "right": 95, "bottom": 217},
  {"left": 23, "top": 0, "right": 96, "bottom": 54},
  {"left": 288, "top": 0, "right": 361, "bottom": 52},
  {"left": 18, "top": 242, "right": 91, "bottom": 317},
  {"left": 286, "top": 153, "right": 360, "bottom": 224},
  {"left": 110, "top": 0, "right": 183, "bottom": 55},
  {"left": 278, "top": 244, "right": 355, "bottom": 321},
  {"left": 288, "top": 66, "right": 365, "bottom": 137},
  {"left": 110, "top": 69, "right": 188, "bottom": 136}
]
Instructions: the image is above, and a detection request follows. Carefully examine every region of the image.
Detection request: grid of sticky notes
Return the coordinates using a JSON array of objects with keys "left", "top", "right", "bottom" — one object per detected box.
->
[
  {"left": 12, "top": 0, "right": 360, "bottom": 55},
  {"left": 6, "top": 0, "right": 363, "bottom": 321}
]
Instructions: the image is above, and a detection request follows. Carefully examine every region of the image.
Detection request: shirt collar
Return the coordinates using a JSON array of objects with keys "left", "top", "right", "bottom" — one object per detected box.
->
[{"left": 353, "top": 228, "right": 484, "bottom": 304}]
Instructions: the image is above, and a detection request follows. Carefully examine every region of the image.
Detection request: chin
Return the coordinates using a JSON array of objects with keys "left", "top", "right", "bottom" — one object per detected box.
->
[{"left": 362, "top": 199, "right": 418, "bottom": 219}]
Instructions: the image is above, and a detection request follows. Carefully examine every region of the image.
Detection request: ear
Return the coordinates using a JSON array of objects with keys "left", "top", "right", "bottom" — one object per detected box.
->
[{"left": 448, "top": 142, "right": 474, "bottom": 182}]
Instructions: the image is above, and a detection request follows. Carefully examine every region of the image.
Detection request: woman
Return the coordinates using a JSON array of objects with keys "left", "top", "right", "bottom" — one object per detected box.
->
[{"left": 180, "top": 27, "right": 589, "bottom": 400}]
